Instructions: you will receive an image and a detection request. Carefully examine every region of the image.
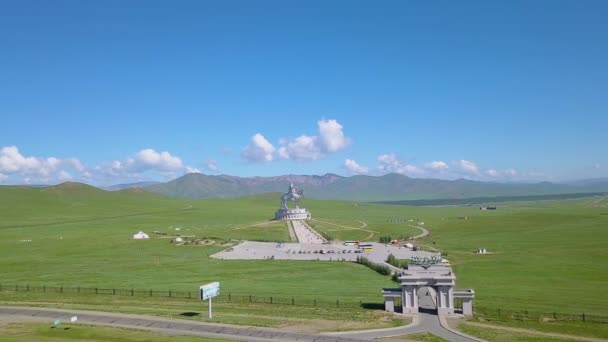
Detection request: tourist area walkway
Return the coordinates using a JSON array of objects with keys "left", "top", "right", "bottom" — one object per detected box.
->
[{"left": 291, "top": 220, "right": 327, "bottom": 243}]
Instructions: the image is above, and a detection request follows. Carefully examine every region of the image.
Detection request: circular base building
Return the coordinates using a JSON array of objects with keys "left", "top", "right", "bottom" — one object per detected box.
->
[{"left": 275, "top": 208, "right": 311, "bottom": 220}]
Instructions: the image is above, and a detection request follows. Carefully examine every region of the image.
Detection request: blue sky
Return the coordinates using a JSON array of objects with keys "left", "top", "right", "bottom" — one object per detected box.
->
[{"left": 1, "top": 0, "right": 606, "bottom": 185}]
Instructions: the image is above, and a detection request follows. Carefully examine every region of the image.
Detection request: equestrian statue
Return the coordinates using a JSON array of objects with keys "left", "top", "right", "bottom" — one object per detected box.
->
[{"left": 281, "top": 183, "right": 304, "bottom": 210}]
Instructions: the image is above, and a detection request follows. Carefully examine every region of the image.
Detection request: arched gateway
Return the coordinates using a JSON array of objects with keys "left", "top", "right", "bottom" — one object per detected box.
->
[{"left": 382, "top": 257, "right": 475, "bottom": 316}]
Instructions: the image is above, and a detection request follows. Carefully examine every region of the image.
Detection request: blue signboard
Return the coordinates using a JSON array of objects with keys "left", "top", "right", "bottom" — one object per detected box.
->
[{"left": 200, "top": 282, "right": 220, "bottom": 300}]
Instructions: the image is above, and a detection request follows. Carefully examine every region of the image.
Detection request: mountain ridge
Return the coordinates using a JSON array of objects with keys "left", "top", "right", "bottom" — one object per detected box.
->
[{"left": 144, "top": 173, "right": 608, "bottom": 201}]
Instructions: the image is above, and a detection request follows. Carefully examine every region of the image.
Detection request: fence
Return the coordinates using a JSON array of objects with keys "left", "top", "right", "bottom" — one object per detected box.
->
[
  {"left": 475, "top": 307, "right": 608, "bottom": 324},
  {"left": 0, "top": 284, "right": 365, "bottom": 308},
  {"left": 1, "top": 284, "right": 607, "bottom": 324}
]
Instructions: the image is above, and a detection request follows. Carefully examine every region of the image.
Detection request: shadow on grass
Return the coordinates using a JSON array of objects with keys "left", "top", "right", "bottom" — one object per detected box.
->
[
  {"left": 179, "top": 312, "right": 200, "bottom": 317},
  {"left": 360, "top": 302, "right": 385, "bottom": 310}
]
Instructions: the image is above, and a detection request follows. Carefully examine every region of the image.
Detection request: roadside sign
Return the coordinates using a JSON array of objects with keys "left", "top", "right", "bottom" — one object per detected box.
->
[
  {"left": 200, "top": 282, "right": 220, "bottom": 300},
  {"left": 200, "top": 282, "right": 220, "bottom": 319}
]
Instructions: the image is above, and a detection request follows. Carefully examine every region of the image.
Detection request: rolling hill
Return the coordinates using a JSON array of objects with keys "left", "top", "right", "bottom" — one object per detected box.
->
[{"left": 144, "top": 173, "right": 608, "bottom": 201}]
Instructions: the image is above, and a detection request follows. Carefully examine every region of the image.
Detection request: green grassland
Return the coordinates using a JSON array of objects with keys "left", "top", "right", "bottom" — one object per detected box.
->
[
  {"left": 1, "top": 183, "right": 607, "bottom": 326},
  {"left": 0, "top": 321, "right": 229, "bottom": 342}
]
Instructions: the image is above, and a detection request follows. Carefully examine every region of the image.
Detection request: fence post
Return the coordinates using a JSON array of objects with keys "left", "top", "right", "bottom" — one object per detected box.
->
[
  {"left": 60, "top": 286, "right": 63, "bottom": 293},
  {"left": 336, "top": 300, "right": 339, "bottom": 308},
  {"left": 582, "top": 313, "right": 586, "bottom": 322},
  {"left": 498, "top": 308, "right": 501, "bottom": 317},
  {"left": 228, "top": 293, "right": 231, "bottom": 302},
  {"left": 15, "top": 285, "right": 18, "bottom": 291},
  {"left": 131, "top": 289, "right": 134, "bottom": 296},
  {"left": 270, "top": 296, "right": 273, "bottom": 304},
  {"left": 149, "top": 289, "right": 152, "bottom": 297},
  {"left": 249, "top": 295, "right": 252, "bottom": 302},
  {"left": 95, "top": 287, "right": 98, "bottom": 294},
  {"left": 188, "top": 291, "right": 191, "bottom": 299},
  {"left": 553, "top": 312, "right": 557, "bottom": 319},
  {"left": 169, "top": 290, "right": 172, "bottom": 297},
  {"left": 292, "top": 298, "right": 294, "bottom": 305}
]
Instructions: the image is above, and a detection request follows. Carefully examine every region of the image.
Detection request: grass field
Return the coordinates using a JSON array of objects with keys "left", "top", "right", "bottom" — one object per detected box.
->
[
  {"left": 0, "top": 321, "right": 229, "bottom": 342},
  {"left": 1, "top": 183, "right": 607, "bottom": 336}
]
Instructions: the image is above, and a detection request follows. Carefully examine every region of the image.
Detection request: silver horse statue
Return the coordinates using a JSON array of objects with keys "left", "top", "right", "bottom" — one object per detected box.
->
[{"left": 281, "top": 183, "right": 304, "bottom": 210}]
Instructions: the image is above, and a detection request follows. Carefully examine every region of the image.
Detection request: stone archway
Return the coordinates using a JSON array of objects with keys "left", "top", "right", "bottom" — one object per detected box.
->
[
  {"left": 416, "top": 286, "right": 438, "bottom": 314},
  {"left": 382, "top": 263, "right": 475, "bottom": 317}
]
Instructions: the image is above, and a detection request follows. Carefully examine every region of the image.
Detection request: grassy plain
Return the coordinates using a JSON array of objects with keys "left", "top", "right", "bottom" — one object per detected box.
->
[
  {"left": 1, "top": 184, "right": 607, "bottom": 335},
  {"left": 0, "top": 321, "right": 228, "bottom": 342}
]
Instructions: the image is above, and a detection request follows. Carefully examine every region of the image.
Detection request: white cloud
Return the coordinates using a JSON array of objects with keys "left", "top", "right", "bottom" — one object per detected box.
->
[
  {"left": 0, "top": 173, "right": 7, "bottom": 182},
  {"left": 241, "top": 133, "right": 276, "bottom": 162},
  {"left": 185, "top": 166, "right": 201, "bottom": 174},
  {"left": 205, "top": 159, "right": 218, "bottom": 171},
  {"left": 594, "top": 163, "right": 601, "bottom": 169},
  {"left": 99, "top": 149, "right": 187, "bottom": 180},
  {"left": 0, "top": 146, "right": 88, "bottom": 183},
  {"left": 503, "top": 168, "right": 518, "bottom": 177},
  {"left": 58, "top": 170, "right": 73, "bottom": 182},
  {"left": 455, "top": 159, "right": 480, "bottom": 175},
  {"left": 485, "top": 168, "right": 518, "bottom": 178},
  {"left": 486, "top": 169, "right": 500, "bottom": 177},
  {"left": 377, "top": 153, "right": 425, "bottom": 176},
  {"left": 249, "top": 119, "right": 351, "bottom": 162},
  {"left": 318, "top": 119, "right": 350, "bottom": 152},
  {"left": 0, "top": 146, "right": 59, "bottom": 176},
  {"left": 425, "top": 161, "right": 449, "bottom": 171},
  {"left": 133, "top": 149, "right": 183, "bottom": 172},
  {"left": 277, "top": 135, "right": 322, "bottom": 160},
  {"left": 344, "top": 159, "right": 369, "bottom": 175}
]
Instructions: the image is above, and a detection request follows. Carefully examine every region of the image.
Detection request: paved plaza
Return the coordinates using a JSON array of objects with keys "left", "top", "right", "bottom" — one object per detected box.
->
[{"left": 212, "top": 240, "right": 437, "bottom": 265}]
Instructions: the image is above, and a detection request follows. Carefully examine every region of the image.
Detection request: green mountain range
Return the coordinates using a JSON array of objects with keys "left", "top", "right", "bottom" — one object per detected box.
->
[{"left": 144, "top": 173, "right": 608, "bottom": 201}]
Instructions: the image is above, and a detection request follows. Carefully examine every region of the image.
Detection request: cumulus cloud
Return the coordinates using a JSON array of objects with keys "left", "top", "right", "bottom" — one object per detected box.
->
[
  {"left": 185, "top": 166, "right": 201, "bottom": 174},
  {"left": 485, "top": 168, "right": 518, "bottom": 178},
  {"left": 277, "top": 135, "right": 322, "bottom": 160},
  {"left": 244, "top": 119, "right": 351, "bottom": 162},
  {"left": 279, "top": 119, "right": 350, "bottom": 160},
  {"left": 132, "top": 149, "right": 183, "bottom": 172},
  {"left": 318, "top": 119, "right": 350, "bottom": 152},
  {"left": 455, "top": 159, "right": 480, "bottom": 175},
  {"left": 0, "top": 146, "right": 59, "bottom": 176},
  {"left": 377, "top": 153, "right": 425, "bottom": 176},
  {"left": 344, "top": 159, "right": 369, "bottom": 175},
  {"left": 205, "top": 159, "right": 218, "bottom": 171},
  {"left": 58, "top": 170, "right": 73, "bottom": 181},
  {"left": 0, "top": 146, "right": 88, "bottom": 183},
  {"left": 241, "top": 133, "right": 276, "bottom": 162},
  {"left": 425, "top": 161, "right": 449, "bottom": 172},
  {"left": 99, "top": 149, "right": 187, "bottom": 180}
]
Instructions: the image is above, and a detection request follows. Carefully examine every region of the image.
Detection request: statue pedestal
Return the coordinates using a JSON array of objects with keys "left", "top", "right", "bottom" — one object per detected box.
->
[{"left": 275, "top": 208, "right": 311, "bottom": 220}]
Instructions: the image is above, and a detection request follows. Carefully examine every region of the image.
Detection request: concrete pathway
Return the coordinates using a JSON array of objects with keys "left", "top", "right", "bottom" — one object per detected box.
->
[
  {"left": 408, "top": 225, "right": 430, "bottom": 239},
  {"left": 291, "top": 220, "right": 326, "bottom": 243},
  {"left": 0, "top": 306, "right": 366, "bottom": 342}
]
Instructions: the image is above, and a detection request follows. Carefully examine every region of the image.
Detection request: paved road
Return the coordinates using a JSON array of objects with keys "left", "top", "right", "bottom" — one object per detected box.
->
[
  {"left": 325, "top": 292, "right": 485, "bottom": 342},
  {"left": 409, "top": 225, "right": 429, "bottom": 239},
  {"left": 0, "top": 306, "right": 366, "bottom": 342},
  {"left": 326, "top": 312, "right": 484, "bottom": 342}
]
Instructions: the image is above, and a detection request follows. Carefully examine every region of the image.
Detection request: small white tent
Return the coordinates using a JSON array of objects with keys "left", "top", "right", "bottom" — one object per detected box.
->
[{"left": 133, "top": 231, "right": 149, "bottom": 240}]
